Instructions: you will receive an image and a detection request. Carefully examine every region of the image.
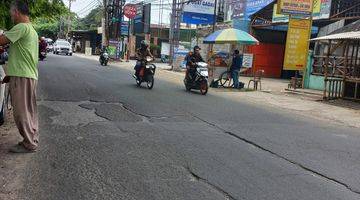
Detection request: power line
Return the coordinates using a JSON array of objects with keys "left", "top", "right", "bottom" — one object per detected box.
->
[
  {"left": 77, "top": 2, "right": 100, "bottom": 16},
  {"left": 76, "top": 0, "right": 98, "bottom": 13}
]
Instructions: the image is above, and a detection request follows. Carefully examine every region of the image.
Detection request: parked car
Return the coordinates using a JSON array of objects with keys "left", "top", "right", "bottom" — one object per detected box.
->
[{"left": 53, "top": 40, "right": 73, "bottom": 56}]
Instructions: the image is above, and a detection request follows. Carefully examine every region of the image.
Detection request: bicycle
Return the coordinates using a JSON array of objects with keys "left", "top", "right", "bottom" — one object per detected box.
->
[
  {"left": 218, "top": 68, "right": 248, "bottom": 88},
  {"left": 218, "top": 70, "right": 234, "bottom": 88}
]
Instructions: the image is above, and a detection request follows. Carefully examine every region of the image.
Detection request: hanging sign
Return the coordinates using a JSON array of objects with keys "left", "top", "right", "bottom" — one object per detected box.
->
[
  {"left": 277, "top": 0, "right": 314, "bottom": 16},
  {"left": 242, "top": 54, "right": 254, "bottom": 68},
  {"left": 283, "top": 17, "right": 311, "bottom": 70},
  {"left": 273, "top": 0, "right": 331, "bottom": 23}
]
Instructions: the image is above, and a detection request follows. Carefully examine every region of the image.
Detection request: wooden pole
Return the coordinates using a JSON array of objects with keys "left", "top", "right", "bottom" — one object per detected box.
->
[
  {"left": 323, "top": 40, "right": 331, "bottom": 100},
  {"left": 342, "top": 41, "right": 350, "bottom": 98},
  {"left": 66, "top": 0, "right": 74, "bottom": 40},
  {"left": 126, "top": 20, "right": 131, "bottom": 62}
]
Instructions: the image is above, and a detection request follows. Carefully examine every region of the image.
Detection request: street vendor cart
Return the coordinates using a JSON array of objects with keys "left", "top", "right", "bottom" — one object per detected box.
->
[{"left": 203, "top": 28, "right": 259, "bottom": 88}]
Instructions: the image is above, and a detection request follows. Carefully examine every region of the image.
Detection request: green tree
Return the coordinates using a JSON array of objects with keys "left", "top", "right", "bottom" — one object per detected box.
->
[
  {"left": 78, "top": 6, "right": 103, "bottom": 30},
  {"left": 33, "top": 18, "right": 59, "bottom": 39},
  {"left": 0, "top": 0, "right": 68, "bottom": 30}
]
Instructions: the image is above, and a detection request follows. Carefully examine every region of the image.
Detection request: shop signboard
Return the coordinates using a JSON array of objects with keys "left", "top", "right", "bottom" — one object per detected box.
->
[
  {"left": 161, "top": 42, "right": 170, "bottom": 56},
  {"left": 173, "top": 49, "right": 189, "bottom": 69},
  {"left": 133, "top": 4, "right": 144, "bottom": 34},
  {"left": 313, "top": 0, "right": 331, "bottom": 19},
  {"left": 272, "top": 0, "right": 331, "bottom": 22},
  {"left": 182, "top": 0, "right": 215, "bottom": 24},
  {"left": 143, "top": 4, "right": 151, "bottom": 34},
  {"left": 121, "top": 21, "right": 129, "bottom": 36},
  {"left": 231, "top": 0, "right": 246, "bottom": 19},
  {"left": 242, "top": 53, "right": 254, "bottom": 68},
  {"left": 272, "top": 4, "right": 289, "bottom": 23},
  {"left": 108, "top": 40, "right": 120, "bottom": 59},
  {"left": 283, "top": 18, "right": 311, "bottom": 70},
  {"left": 277, "top": 0, "right": 314, "bottom": 16},
  {"left": 245, "top": 0, "right": 274, "bottom": 19}
]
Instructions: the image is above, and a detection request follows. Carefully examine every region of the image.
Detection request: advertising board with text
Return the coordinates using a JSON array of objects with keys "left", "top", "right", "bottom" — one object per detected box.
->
[
  {"left": 283, "top": 18, "right": 311, "bottom": 70},
  {"left": 272, "top": 0, "right": 331, "bottom": 23},
  {"left": 182, "top": 0, "right": 215, "bottom": 24},
  {"left": 277, "top": 0, "right": 314, "bottom": 15}
]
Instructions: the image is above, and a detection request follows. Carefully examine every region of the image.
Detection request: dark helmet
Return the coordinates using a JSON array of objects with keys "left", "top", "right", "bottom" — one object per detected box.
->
[
  {"left": 141, "top": 40, "right": 149, "bottom": 48},
  {"left": 193, "top": 45, "right": 201, "bottom": 52}
]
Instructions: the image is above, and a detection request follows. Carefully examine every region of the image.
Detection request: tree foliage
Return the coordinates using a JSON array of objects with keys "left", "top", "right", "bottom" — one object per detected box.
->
[
  {"left": 0, "top": 0, "right": 68, "bottom": 29},
  {"left": 33, "top": 13, "right": 82, "bottom": 39},
  {"left": 77, "top": 6, "right": 103, "bottom": 30}
]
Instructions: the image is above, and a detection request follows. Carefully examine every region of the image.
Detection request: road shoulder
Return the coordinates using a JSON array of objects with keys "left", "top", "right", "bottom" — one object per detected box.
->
[{"left": 0, "top": 111, "right": 29, "bottom": 200}]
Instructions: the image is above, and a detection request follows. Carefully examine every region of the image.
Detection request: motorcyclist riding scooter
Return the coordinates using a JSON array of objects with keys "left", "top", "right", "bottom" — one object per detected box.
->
[
  {"left": 39, "top": 37, "right": 47, "bottom": 61},
  {"left": 134, "top": 40, "right": 154, "bottom": 78},
  {"left": 185, "top": 46, "right": 204, "bottom": 81},
  {"left": 99, "top": 46, "right": 109, "bottom": 66},
  {"left": 184, "top": 46, "right": 209, "bottom": 95},
  {"left": 133, "top": 40, "right": 156, "bottom": 89}
]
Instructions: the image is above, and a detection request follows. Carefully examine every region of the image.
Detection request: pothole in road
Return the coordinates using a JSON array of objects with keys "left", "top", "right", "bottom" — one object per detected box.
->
[
  {"left": 38, "top": 101, "right": 107, "bottom": 126},
  {"left": 79, "top": 102, "right": 146, "bottom": 123},
  {"left": 38, "top": 100, "right": 153, "bottom": 127}
]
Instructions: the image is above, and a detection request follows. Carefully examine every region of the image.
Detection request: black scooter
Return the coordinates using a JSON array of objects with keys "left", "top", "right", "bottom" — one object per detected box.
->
[
  {"left": 99, "top": 51, "right": 109, "bottom": 66},
  {"left": 133, "top": 57, "right": 156, "bottom": 89},
  {"left": 184, "top": 62, "right": 209, "bottom": 95}
]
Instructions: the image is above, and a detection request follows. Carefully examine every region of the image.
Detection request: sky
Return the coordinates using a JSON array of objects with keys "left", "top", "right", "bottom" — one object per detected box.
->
[{"left": 62, "top": 0, "right": 172, "bottom": 25}]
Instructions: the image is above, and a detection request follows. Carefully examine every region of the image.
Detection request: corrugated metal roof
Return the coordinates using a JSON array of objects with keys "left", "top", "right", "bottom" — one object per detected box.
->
[
  {"left": 331, "top": 20, "right": 360, "bottom": 34},
  {"left": 311, "top": 31, "right": 360, "bottom": 41}
]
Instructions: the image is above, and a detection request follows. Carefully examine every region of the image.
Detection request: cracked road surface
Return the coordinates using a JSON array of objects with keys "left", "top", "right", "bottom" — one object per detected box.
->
[{"left": 13, "top": 54, "right": 360, "bottom": 200}]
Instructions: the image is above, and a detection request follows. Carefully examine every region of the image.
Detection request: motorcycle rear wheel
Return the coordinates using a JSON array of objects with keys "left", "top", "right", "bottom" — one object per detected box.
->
[
  {"left": 200, "top": 81, "right": 208, "bottom": 95},
  {"left": 136, "top": 78, "right": 141, "bottom": 87},
  {"left": 146, "top": 75, "right": 154, "bottom": 89},
  {"left": 185, "top": 83, "right": 191, "bottom": 91}
]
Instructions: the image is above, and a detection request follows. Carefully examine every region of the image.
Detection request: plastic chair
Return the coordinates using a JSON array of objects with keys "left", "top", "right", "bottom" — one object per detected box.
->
[{"left": 248, "top": 69, "right": 264, "bottom": 90}]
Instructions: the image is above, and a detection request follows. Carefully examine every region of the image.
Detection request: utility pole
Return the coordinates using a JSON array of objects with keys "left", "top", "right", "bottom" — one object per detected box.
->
[
  {"left": 169, "top": 0, "right": 183, "bottom": 69},
  {"left": 114, "top": 0, "right": 120, "bottom": 39},
  {"left": 66, "top": 0, "right": 75, "bottom": 41},
  {"left": 103, "top": 0, "right": 109, "bottom": 47},
  {"left": 169, "top": 0, "right": 201, "bottom": 69},
  {"left": 209, "top": 0, "right": 217, "bottom": 58},
  {"left": 212, "top": 0, "right": 217, "bottom": 32},
  {"left": 58, "top": 17, "right": 62, "bottom": 39}
]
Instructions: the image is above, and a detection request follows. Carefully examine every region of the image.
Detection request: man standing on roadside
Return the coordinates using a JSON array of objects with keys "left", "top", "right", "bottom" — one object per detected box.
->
[
  {"left": 0, "top": 0, "right": 39, "bottom": 153},
  {"left": 230, "top": 50, "right": 243, "bottom": 89}
]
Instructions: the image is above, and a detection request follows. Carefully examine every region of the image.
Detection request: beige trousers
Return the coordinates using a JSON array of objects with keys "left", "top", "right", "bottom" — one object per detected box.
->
[{"left": 9, "top": 76, "right": 39, "bottom": 150}]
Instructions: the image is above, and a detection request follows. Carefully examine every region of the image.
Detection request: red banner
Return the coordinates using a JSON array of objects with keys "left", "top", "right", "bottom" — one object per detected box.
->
[{"left": 124, "top": 4, "right": 137, "bottom": 19}]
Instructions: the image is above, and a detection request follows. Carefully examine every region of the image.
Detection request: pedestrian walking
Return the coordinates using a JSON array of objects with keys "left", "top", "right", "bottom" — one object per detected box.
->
[
  {"left": 0, "top": 0, "right": 39, "bottom": 153},
  {"left": 230, "top": 50, "right": 243, "bottom": 89}
]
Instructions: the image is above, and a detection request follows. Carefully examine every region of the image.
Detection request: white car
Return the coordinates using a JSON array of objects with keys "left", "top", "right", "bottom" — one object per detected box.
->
[{"left": 53, "top": 40, "right": 73, "bottom": 56}]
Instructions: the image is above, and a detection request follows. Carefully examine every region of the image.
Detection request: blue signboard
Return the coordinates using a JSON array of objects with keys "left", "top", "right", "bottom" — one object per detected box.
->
[
  {"left": 245, "top": 0, "right": 274, "bottom": 19},
  {"left": 182, "top": 0, "right": 215, "bottom": 25},
  {"left": 121, "top": 21, "right": 129, "bottom": 36},
  {"left": 233, "top": 19, "right": 250, "bottom": 32}
]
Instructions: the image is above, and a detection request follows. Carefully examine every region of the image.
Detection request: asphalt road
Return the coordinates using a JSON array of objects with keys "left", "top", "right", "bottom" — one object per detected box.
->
[{"left": 18, "top": 54, "right": 360, "bottom": 200}]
